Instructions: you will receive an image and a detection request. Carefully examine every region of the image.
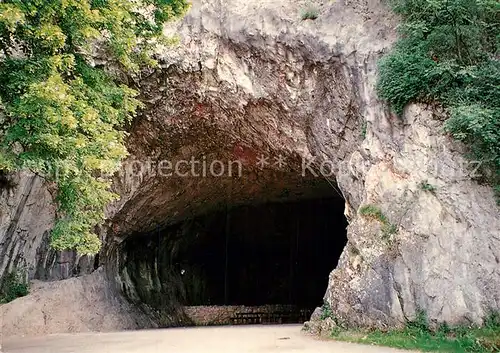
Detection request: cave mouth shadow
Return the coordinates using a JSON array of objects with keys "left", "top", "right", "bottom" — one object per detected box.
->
[{"left": 122, "top": 192, "right": 348, "bottom": 325}]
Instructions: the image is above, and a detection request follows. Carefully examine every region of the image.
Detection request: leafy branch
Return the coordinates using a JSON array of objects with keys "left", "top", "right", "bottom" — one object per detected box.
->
[{"left": 0, "top": 0, "right": 189, "bottom": 254}]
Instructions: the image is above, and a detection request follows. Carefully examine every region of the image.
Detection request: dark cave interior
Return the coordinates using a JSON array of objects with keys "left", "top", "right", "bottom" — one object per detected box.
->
[{"left": 122, "top": 192, "right": 348, "bottom": 317}]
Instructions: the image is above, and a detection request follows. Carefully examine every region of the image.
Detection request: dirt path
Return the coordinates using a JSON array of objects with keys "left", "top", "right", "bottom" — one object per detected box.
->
[{"left": 2, "top": 325, "right": 415, "bottom": 353}]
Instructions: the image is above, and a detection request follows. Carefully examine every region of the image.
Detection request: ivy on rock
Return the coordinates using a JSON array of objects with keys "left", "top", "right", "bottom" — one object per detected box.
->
[{"left": 0, "top": 0, "right": 189, "bottom": 254}]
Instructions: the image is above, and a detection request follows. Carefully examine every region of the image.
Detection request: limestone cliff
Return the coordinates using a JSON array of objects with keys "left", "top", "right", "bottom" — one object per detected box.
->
[
  {"left": 0, "top": 172, "right": 94, "bottom": 282},
  {"left": 0, "top": 0, "right": 498, "bottom": 331}
]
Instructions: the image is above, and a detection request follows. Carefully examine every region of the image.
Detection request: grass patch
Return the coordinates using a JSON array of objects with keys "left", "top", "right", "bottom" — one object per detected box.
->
[
  {"left": 0, "top": 271, "right": 29, "bottom": 303},
  {"left": 331, "top": 312, "right": 500, "bottom": 353},
  {"left": 359, "top": 204, "right": 398, "bottom": 241},
  {"left": 359, "top": 204, "right": 388, "bottom": 223}
]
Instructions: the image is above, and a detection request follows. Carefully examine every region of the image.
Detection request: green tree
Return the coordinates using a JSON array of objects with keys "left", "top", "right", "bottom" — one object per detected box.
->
[
  {"left": 0, "top": 0, "right": 189, "bottom": 254},
  {"left": 378, "top": 0, "right": 500, "bottom": 199}
]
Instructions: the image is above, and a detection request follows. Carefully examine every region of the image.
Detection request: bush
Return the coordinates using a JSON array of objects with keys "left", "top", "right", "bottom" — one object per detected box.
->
[
  {"left": 0, "top": 272, "right": 29, "bottom": 303},
  {"left": 378, "top": 0, "right": 500, "bottom": 200},
  {"left": 378, "top": 45, "right": 438, "bottom": 115}
]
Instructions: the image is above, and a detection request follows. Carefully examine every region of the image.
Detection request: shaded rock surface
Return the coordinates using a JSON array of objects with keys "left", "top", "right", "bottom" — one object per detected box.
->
[
  {"left": 0, "top": 0, "right": 499, "bottom": 336},
  {"left": 184, "top": 305, "right": 311, "bottom": 326},
  {"left": 0, "top": 172, "right": 55, "bottom": 282},
  {"left": 0, "top": 268, "right": 153, "bottom": 339},
  {"left": 0, "top": 172, "right": 93, "bottom": 282}
]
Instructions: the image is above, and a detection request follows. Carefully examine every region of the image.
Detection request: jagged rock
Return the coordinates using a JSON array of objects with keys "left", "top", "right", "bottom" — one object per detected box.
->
[
  {"left": 0, "top": 171, "right": 57, "bottom": 281},
  {"left": 0, "top": 171, "right": 94, "bottom": 282},
  {"left": 310, "top": 307, "right": 322, "bottom": 322},
  {"left": 303, "top": 317, "right": 337, "bottom": 337},
  {"left": 326, "top": 105, "right": 500, "bottom": 327}
]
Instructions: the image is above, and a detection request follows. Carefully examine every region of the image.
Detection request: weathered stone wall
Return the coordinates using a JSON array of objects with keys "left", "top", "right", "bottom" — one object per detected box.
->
[
  {"left": 183, "top": 305, "right": 312, "bottom": 326},
  {"left": 329, "top": 105, "right": 500, "bottom": 327},
  {"left": 0, "top": 171, "right": 93, "bottom": 282},
  {"left": 0, "top": 172, "right": 58, "bottom": 281}
]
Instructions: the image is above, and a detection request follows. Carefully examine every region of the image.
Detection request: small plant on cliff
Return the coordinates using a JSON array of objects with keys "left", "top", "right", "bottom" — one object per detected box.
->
[
  {"left": 0, "top": 271, "right": 29, "bottom": 303},
  {"left": 361, "top": 121, "right": 367, "bottom": 139},
  {"left": 420, "top": 180, "right": 437, "bottom": 194},
  {"left": 359, "top": 204, "right": 398, "bottom": 241},
  {"left": 378, "top": 0, "right": 500, "bottom": 201},
  {"left": 359, "top": 204, "right": 388, "bottom": 223},
  {"left": 348, "top": 244, "right": 360, "bottom": 256},
  {"left": 300, "top": 5, "right": 319, "bottom": 20},
  {"left": 320, "top": 300, "right": 333, "bottom": 320},
  {"left": 381, "top": 223, "right": 398, "bottom": 241},
  {"left": 0, "top": 0, "right": 189, "bottom": 254}
]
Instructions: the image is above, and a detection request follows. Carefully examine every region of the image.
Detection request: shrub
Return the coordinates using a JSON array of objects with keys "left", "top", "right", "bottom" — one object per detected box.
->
[
  {"left": 378, "top": 0, "right": 500, "bottom": 200},
  {"left": 378, "top": 45, "right": 439, "bottom": 115},
  {"left": 0, "top": 272, "right": 29, "bottom": 303}
]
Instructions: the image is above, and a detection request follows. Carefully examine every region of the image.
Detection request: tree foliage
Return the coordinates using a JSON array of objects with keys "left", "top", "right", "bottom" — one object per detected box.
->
[
  {"left": 0, "top": 271, "right": 28, "bottom": 303},
  {"left": 0, "top": 0, "right": 189, "bottom": 254},
  {"left": 378, "top": 0, "right": 500, "bottom": 198}
]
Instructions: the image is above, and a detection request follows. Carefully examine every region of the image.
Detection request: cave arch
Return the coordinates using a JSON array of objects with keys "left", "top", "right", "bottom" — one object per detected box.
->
[
  {"left": 116, "top": 179, "right": 348, "bottom": 326},
  {"left": 101, "top": 24, "right": 361, "bottom": 327}
]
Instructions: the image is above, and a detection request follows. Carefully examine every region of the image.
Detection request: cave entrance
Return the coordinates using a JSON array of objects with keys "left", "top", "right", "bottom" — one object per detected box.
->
[{"left": 122, "top": 189, "right": 348, "bottom": 325}]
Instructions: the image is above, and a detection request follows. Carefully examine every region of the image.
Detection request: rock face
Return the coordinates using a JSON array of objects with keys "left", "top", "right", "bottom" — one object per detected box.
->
[
  {"left": 0, "top": 172, "right": 55, "bottom": 281},
  {"left": 0, "top": 0, "right": 499, "bottom": 334},
  {"left": 0, "top": 172, "right": 93, "bottom": 282},
  {"left": 0, "top": 268, "right": 153, "bottom": 338},
  {"left": 327, "top": 105, "right": 500, "bottom": 327}
]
